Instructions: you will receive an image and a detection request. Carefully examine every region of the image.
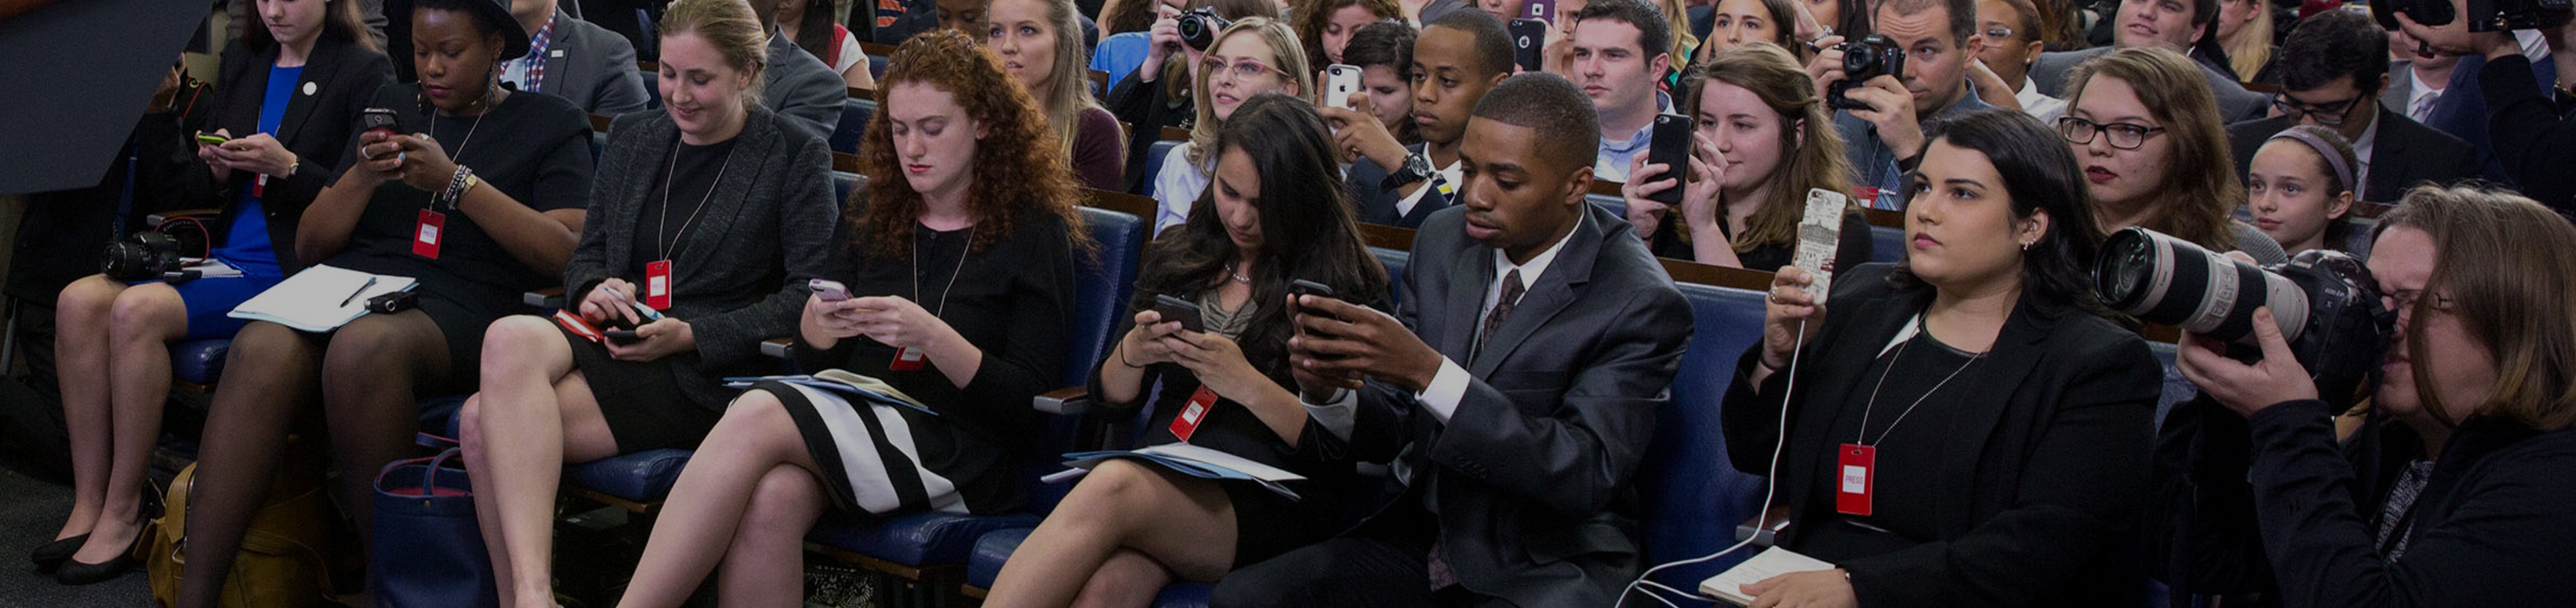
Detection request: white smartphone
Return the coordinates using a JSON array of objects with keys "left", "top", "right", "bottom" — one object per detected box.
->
[
  {"left": 1324, "top": 64, "right": 1363, "bottom": 110},
  {"left": 809, "top": 278, "right": 852, "bottom": 302},
  {"left": 1793, "top": 189, "right": 1849, "bottom": 299}
]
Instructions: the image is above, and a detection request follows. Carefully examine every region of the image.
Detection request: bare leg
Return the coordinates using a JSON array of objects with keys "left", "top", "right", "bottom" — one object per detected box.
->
[
  {"left": 49, "top": 275, "right": 124, "bottom": 543},
  {"left": 458, "top": 395, "right": 519, "bottom": 608},
  {"left": 316, "top": 310, "right": 452, "bottom": 600},
  {"left": 175, "top": 321, "right": 323, "bottom": 608},
  {"left": 613, "top": 390, "right": 822, "bottom": 608},
  {"left": 982, "top": 460, "right": 1241, "bottom": 608},
  {"left": 71, "top": 282, "right": 189, "bottom": 563},
  {"left": 461, "top": 315, "right": 619, "bottom": 608},
  {"left": 713, "top": 464, "right": 828, "bottom": 608},
  {"left": 1067, "top": 549, "right": 1176, "bottom": 608}
]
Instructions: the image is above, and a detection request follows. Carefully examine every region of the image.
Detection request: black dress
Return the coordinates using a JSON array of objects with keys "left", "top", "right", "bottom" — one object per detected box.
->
[
  {"left": 775, "top": 213, "right": 1078, "bottom": 515},
  {"left": 323, "top": 84, "right": 592, "bottom": 386}
]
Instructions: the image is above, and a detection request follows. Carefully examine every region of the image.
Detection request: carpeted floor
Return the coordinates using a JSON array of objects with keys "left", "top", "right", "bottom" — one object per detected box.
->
[{"left": 0, "top": 467, "right": 153, "bottom": 607}]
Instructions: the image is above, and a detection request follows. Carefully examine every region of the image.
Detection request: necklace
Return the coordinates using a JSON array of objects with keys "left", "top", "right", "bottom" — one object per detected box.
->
[
  {"left": 657, "top": 137, "right": 738, "bottom": 261},
  {"left": 914, "top": 228, "right": 973, "bottom": 318},
  {"left": 1853, "top": 314, "right": 1984, "bottom": 446}
]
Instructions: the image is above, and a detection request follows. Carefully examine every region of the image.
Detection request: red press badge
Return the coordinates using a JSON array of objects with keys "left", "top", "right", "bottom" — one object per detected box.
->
[
  {"left": 644, "top": 259, "right": 674, "bottom": 310},
  {"left": 412, "top": 209, "right": 445, "bottom": 259},
  {"left": 1836, "top": 443, "right": 1877, "bottom": 517},
  {"left": 890, "top": 347, "right": 927, "bottom": 371},
  {"left": 1169, "top": 387, "right": 1217, "bottom": 442},
  {"left": 1851, "top": 187, "right": 1881, "bottom": 205},
  {"left": 252, "top": 173, "right": 269, "bottom": 198}
]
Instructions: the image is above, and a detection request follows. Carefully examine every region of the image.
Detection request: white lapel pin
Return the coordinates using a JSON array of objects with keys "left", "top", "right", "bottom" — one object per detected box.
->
[{"left": 303, "top": 81, "right": 317, "bottom": 96}]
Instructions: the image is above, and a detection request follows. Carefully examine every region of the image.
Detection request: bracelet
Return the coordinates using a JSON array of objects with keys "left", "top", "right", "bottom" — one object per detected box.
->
[
  {"left": 1117, "top": 341, "right": 1147, "bottom": 369},
  {"left": 440, "top": 165, "right": 476, "bottom": 210}
]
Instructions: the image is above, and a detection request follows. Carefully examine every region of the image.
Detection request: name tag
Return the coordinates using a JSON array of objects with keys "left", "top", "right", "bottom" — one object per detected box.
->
[
  {"left": 412, "top": 209, "right": 445, "bottom": 259},
  {"left": 890, "top": 346, "right": 926, "bottom": 371},
  {"left": 1836, "top": 443, "right": 1876, "bottom": 517},
  {"left": 1169, "top": 387, "right": 1218, "bottom": 442},
  {"left": 645, "top": 259, "right": 673, "bottom": 310}
]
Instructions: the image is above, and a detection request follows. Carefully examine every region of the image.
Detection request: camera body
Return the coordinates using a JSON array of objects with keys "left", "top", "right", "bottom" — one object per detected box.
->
[
  {"left": 1178, "top": 8, "right": 1232, "bottom": 52},
  {"left": 2093, "top": 228, "right": 2393, "bottom": 407},
  {"left": 1829, "top": 34, "right": 1906, "bottom": 111},
  {"left": 2371, "top": 0, "right": 2571, "bottom": 32},
  {"left": 100, "top": 232, "right": 187, "bottom": 281}
]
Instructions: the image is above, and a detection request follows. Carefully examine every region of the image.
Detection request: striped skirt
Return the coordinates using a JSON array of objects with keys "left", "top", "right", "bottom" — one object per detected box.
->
[{"left": 759, "top": 380, "right": 1020, "bottom": 515}]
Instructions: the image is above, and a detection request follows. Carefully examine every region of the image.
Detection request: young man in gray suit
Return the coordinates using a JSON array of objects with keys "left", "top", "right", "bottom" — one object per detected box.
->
[
  {"left": 1222, "top": 73, "right": 1692, "bottom": 608},
  {"left": 503, "top": 0, "right": 652, "bottom": 116}
]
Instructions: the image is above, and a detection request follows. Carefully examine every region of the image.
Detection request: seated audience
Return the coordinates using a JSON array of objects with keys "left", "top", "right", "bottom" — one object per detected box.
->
[
  {"left": 986, "top": 0, "right": 1127, "bottom": 190},
  {"left": 1565, "top": 0, "right": 1674, "bottom": 182},
  {"left": 1090, "top": 0, "right": 1200, "bottom": 89},
  {"left": 506, "top": 0, "right": 654, "bottom": 115},
  {"left": 1696, "top": 0, "right": 1800, "bottom": 62},
  {"left": 2225, "top": 10, "right": 2486, "bottom": 205},
  {"left": 2213, "top": 0, "right": 2269, "bottom": 81},
  {"left": 1338, "top": 20, "right": 1423, "bottom": 146},
  {"left": 780, "top": 0, "right": 880, "bottom": 88},
  {"left": 2151, "top": 185, "right": 2576, "bottom": 606},
  {"left": 175, "top": 0, "right": 595, "bottom": 604},
  {"left": 1623, "top": 42, "right": 1872, "bottom": 270},
  {"left": 980, "top": 93, "right": 1391, "bottom": 608},
  {"left": 2245, "top": 125, "right": 2360, "bottom": 255},
  {"left": 1813, "top": 0, "right": 1992, "bottom": 210},
  {"left": 1725, "top": 109, "right": 2160, "bottom": 607},
  {"left": 2059, "top": 47, "right": 2286, "bottom": 264},
  {"left": 1328, "top": 9, "right": 1512, "bottom": 228},
  {"left": 457, "top": 0, "right": 840, "bottom": 605},
  {"left": 1148, "top": 17, "right": 1311, "bottom": 234},
  {"left": 1295, "top": 0, "right": 1403, "bottom": 68},
  {"left": 750, "top": 0, "right": 848, "bottom": 140},
  {"left": 1102, "top": 0, "right": 1278, "bottom": 193},
  {"left": 34, "top": 0, "right": 390, "bottom": 585},
  {"left": 1226, "top": 72, "right": 1694, "bottom": 608},
  {"left": 1968, "top": 0, "right": 2068, "bottom": 121},
  {"left": 2029, "top": 0, "right": 2266, "bottom": 121},
  {"left": 608, "top": 29, "right": 1091, "bottom": 607}
]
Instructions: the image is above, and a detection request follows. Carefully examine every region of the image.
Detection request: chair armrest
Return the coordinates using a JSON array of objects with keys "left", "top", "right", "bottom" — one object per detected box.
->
[
  {"left": 1734, "top": 504, "right": 1791, "bottom": 547},
  {"left": 1033, "top": 386, "right": 1092, "bottom": 416},
  {"left": 145, "top": 208, "right": 222, "bottom": 225},
  {"left": 760, "top": 338, "right": 792, "bottom": 360},
  {"left": 523, "top": 287, "right": 566, "bottom": 308}
]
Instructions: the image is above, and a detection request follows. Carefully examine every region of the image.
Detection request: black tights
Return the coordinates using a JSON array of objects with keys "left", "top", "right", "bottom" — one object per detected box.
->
[{"left": 175, "top": 311, "right": 455, "bottom": 608}]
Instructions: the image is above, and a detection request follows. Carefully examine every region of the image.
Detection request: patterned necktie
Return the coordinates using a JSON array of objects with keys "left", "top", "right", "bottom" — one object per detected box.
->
[
  {"left": 1475, "top": 270, "right": 1524, "bottom": 361},
  {"left": 2411, "top": 91, "right": 2440, "bottom": 124}
]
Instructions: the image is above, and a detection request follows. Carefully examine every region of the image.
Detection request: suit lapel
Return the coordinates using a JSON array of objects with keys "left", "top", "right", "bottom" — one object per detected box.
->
[
  {"left": 274, "top": 43, "right": 336, "bottom": 147},
  {"left": 543, "top": 8, "right": 580, "bottom": 97},
  {"left": 2367, "top": 108, "right": 2409, "bottom": 202},
  {"left": 606, "top": 119, "right": 679, "bottom": 270},
  {"left": 1466, "top": 209, "right": 1603, "bottom": 376},
  {"left": 1436, "top": 236, "right": 1492, "bottom": 362}
]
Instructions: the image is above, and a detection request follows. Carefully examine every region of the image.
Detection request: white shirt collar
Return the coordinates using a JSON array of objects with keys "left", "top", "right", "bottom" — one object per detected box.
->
[{"left": 1488, "top": 208, "right": 1584, "bottom": 300}]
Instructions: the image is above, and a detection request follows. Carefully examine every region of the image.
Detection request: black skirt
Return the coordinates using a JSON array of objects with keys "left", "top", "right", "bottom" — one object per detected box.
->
[{"left": 558, "top": 324, "right": 724, "bottom": 452}]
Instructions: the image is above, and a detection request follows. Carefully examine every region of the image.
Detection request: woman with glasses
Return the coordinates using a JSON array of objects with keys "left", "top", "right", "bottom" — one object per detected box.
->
[
  {"left": 2057, "top": 47, "right": 2286, "bottom": 265},
  {"left": 1968, "top": 0, "right": 2067, "bottom": 121},
  {"left": 1724, "top": 109, "right": 2161, "bottom": 607},
  {"left": 1147, "top": 17, "right": 1311, "bottom": 235},
  {"left": 2147, "top": 185, "right": 2576, "bottom": 606}
]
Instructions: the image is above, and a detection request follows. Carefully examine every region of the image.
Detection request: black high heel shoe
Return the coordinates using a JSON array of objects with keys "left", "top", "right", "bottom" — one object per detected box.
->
[
  {"left": 28, "top": 534, "right": 87, "bottom": 573},
  {"left": 55, "top": 490, "right": 159, "bottom": 586}
]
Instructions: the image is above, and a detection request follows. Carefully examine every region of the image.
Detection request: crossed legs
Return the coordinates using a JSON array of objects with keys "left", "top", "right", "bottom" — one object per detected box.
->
[
  {"left": 614, "top": 389, "right": 828, "bottom": 608},
  {"left": 459, "top": 314, "right": 621, "bottom": 608},
  {"left": 982, "top": 459, "right": 1241, "bottom": 608}
]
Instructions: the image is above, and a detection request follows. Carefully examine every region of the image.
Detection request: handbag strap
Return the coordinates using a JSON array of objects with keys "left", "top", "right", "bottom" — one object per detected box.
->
[{"left": 373, "top": 446, "right": 467, "bottom": 496}]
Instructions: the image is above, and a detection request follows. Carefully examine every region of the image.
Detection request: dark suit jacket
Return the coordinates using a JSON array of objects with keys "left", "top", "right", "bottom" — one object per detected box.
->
[
  {"left": 1307, "top": 204, "right": 1692, "bottom": 607},
  {"left": 1722, "top": 263, "right": 2161, "bottom": 606},
  {"left": 2479, "top": 54, "right": 2576, "bottom": 212},
  {"left": 569, "top": 108, "right": 839, "bottom": 407},
  {"left": 536, "top": 8, "right": 652, "bottom": 116},
  {"left": 1344, "top": 144, "right": 1451, "bottom": 228},
  {"left": 188, "top": 38, "right": 395, "bottom": 271},
  {"left": 763, "top": 32, "right": 845, "bottom": 142},
  {"left": 2224, "top": 107, "right": 2485, "bottom": 204},
  {"left": 2032, "top": 45, "right": 2267, "bottom": 123}
]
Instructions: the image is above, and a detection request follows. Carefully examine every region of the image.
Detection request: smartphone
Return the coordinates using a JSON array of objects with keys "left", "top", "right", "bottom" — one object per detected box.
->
[
  {"left": 360, "top": 107, "right": 401, "bottom": 136},
  {"left": 1645, "top": 114, "right": 1695, "bottom": 206},
  {"left": 1150, "top": 294, "right": 1205, "bottom": 333},
  {"left": 1524, "top": 0, "right": 1557, "bottom": 23},
  {"left": 1324, "top": 64, "right": 1363, "bottom": 111},
  {"left": 809, "top": 278, "right": 852, "bottom": 302},
  {"left": 1288, "top": 279, "right": 1338, "bottom": 336},
  {"left": 1508, "top": 19, "right": 1547, "bottom": 73},
  {"left": 1791, "top": 189, "right": 1850, "bottom": 298},
  {"left": 194, "top": 132, "right": 230, "bottom": 145},
  {"left": 603, "top": 329, "right": 642, "bottom": 345}
]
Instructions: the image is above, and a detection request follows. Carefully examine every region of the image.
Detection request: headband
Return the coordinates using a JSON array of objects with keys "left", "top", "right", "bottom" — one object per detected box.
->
[{"left": 2267, "top": 129, "right": 2355, "bottom": 195}]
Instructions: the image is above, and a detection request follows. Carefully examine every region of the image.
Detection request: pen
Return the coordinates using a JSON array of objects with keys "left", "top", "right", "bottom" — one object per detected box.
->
[{"left": 341, "top": 277, "right": 378, "bottom": 307}]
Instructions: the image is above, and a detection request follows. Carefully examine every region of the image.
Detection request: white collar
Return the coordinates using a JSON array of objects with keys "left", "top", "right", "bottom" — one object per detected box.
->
[
  {"left": 2351, "top": 110, "right": 2381, "bottom": 165},
  {"left": 1489, "top": 209, "right": 1584, "bottom": 295},
  {"left": 2410, "top": 67, "right": 2444, "bottom": 103}
]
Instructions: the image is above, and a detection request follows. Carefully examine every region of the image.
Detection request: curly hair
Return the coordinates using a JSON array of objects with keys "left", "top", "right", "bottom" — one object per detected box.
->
[
  {"left": 851, "top": 30, "right": 1093, "bottom": 261},
  {"left": 1292, "top": 0, "right": 1402, "bottom": 68}
]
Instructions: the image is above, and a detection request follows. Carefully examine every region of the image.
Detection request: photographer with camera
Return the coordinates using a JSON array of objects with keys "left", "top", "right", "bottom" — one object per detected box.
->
[
  {"left": 2385, "top": 0, "right": 2576, "bottom": 211},
  {"left": 1807, "top": 0, "right": 1994, "bottom": 209},
  {"left": 1144, "top": 16, "right": 1312, "bottom": 234},
  {"left": 2142, "top": 185, "right": 2576, "bottom": 606},
  {"left": 1102, "top": 0, "right": 1275, "bottom": 193}
]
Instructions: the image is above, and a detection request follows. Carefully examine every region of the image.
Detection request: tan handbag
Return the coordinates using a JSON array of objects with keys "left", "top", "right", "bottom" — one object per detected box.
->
[{"left": 147, "top": 446, "right": 337, "bottom": 608}]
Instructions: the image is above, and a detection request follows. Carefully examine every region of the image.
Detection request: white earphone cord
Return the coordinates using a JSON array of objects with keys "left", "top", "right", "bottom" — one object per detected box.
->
[{"left": 1617, "top": 319, "right": 1807, "bottom": 608}]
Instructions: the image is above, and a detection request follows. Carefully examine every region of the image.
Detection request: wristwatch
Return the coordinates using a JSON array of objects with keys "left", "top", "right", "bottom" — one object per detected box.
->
[{"left": 1380, "top": 152, "right": 1433, "bottom": 191}]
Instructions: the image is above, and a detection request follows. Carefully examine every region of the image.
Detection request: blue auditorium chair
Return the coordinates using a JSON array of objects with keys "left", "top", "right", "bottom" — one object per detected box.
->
[
  {"left": 1627, "top": 280, "right": 1774, "bottom": 600},
  {"left": 829, "top": 98, "right": 877, "bottom": 155},
  {"left": 1870, "top": 224, "right": 1905, "bottom": 263}
]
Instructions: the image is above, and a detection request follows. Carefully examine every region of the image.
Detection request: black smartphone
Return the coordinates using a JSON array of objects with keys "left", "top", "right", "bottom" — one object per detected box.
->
[
  {"left": 1288, "top": 279, "right": 1338, "bottom": 336},
  {"left": 360, "top": 107, "right": 401, "bottom": 136},
  {"left": 1150, "top": 294, "right": 1205, "bottom": 333},
  {"left": 604, "top": 329, "right": 642, "bottom": 345},
  {"left": 1508, "top": 19, "right": 1547, "bottom": 73},
  {"left": 1645, "top": 114, "right": 1695, "bottom": 206}
]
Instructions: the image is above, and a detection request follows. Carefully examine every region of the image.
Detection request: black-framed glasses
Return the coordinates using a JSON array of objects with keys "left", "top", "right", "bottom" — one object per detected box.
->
[
  {"left": 2271, "top": 94, "right": 2367, "bottom": 126},
  {"left": 2056, "top": 116, "right": 2168, "bottom": 150}
]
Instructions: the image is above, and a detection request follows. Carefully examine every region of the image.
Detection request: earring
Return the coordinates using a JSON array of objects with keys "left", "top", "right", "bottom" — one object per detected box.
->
[{"left": 2020, "top": 241, "right": 2033, "bottom": 251}]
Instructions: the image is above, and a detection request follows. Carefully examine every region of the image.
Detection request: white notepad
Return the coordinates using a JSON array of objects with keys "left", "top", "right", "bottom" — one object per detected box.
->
[
  {"left": 1701, "top": 546, "right": 1839, "bottom": 606},
  {"left": 225, "top": 264, "right": 416, "bottom": 332}
]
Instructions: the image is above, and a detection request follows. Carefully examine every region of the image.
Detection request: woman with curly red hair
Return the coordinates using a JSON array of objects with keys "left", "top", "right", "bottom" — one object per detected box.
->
[{"left": 609, "top": 28, "right": 1094, "bottom": 607}]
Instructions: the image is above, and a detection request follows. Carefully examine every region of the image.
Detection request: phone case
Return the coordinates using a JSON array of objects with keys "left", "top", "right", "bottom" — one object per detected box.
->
[
  {"left": 1325, "top": 64, "right": 1363, "bottom": 110},
  {"left": 1509, "top": 19, "right": 1547, "bottom": 73},
  {"left": 1645, "top": 114, "right": 1695, "bottom": 206}
]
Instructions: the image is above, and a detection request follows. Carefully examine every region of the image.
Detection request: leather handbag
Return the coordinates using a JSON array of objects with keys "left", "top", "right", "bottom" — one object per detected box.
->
[
  {"left": 370, "top": 442, "right": 498, "bottom": 608},
  {"left": 147, "top": 456, "right": 336, "bottom": 608}
]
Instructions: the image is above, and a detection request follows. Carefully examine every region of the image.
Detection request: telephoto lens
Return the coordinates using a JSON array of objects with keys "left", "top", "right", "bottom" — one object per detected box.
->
[
  {"left": 99, "top": 231, "right": 186, "bottom": 282},
  {"left": 2095, "top": 227, "right": 2309, "bottom": 344}
]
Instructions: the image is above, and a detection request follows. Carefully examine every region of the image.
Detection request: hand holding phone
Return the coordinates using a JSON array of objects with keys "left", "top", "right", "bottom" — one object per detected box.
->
[
  {"left": 1508, "top": 19, "right": 1548, "bottom": 73},
  {"left": 1151, "top": 294, "right": 1206, "bottom": 333},
  {"left": 1324, "top": 64, "right": 1363, "bottom": 110},
  {"left": 1645, "top": 114, "right": 1696, "bottom": 207},
  {"left": 809, "top": 278, "right": 852, "bottom": 302},
  {"left": 604, "top": 329, "right": 642, "bottom": 345},
  {"left": 1791, "top": 189, "right": 1849, "bottom": 298},
  {"left": 195, "top": 132, "right": 231, "bottom": 145}
]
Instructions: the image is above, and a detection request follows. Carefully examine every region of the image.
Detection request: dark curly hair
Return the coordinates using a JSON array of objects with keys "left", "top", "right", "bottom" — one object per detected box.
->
[{"left": 851, "top": 30, "right": 1093, "bottom": 261}]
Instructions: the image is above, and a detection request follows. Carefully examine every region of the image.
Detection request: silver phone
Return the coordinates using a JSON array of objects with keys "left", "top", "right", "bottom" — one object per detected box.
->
[{"left": 1324, "top": 64, "right": 1363, "bottom": 110}]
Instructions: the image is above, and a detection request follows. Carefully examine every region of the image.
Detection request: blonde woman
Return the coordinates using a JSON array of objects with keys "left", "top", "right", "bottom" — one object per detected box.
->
[
  {"left": 986, "top": 0, "right": 1126, "bottom": 189},
  {"left": 1148, "top": 17, "right": 1311, "bottom": 234}
]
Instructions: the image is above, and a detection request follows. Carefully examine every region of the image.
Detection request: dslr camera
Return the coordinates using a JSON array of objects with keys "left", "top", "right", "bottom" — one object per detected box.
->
[
  {"left": 1828, "top": 35, "right": 1906, "bottom": 111},
  {"left": 2093, "top": 228, "right": 2393, "bottom": 407},
  {"left": 99, "top": 222, "right": 208, "bottom": 282},
  {"left": 1178, "top": 8, "right": 1232, "bottom": 52},
  {"left": 2372, "top": 0, "right": 2572, "bottom": 32}
]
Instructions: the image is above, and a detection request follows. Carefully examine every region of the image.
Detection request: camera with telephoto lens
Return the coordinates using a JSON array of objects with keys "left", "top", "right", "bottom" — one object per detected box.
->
[
  {"left": 2093, "top": 228, "right": 2394, "bottom": 407},
  {"left": 2371, "top": 0, "right": 2571, "bottom": 32},
  {"left": 1178, "top": 7, "right": 1232, "bottom": 52},
  {"left": 1828, "top": 34, "right": 1906, "bottom": 111}
]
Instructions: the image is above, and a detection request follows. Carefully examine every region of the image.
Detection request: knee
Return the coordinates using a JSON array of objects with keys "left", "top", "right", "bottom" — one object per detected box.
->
[
  {"left": 321, "top": 317, "right": 427, "bottom": 382},
  {"left": 107, "top": 285, "right": 185, "bottom": 341},
  {"left": 1061, "top": 460, "right": 1159, "bottom": 522},
  {"left": 704, "top": 390, "right": 801, "bottom": 458},
  {"left": 478, "top": 315, "right": 559, "bottom": 372},
  {"left": 222, "top": 322, "right": 305, "bottom": 370},
  {"left": 55, "top": 276, "right": 119, "bottom": 323},
  {"left": 739, "top": 466, "right": 825, "bottom": 534},
  {"left": 457, "top": 395, "right": 485, "bottom": 451}
]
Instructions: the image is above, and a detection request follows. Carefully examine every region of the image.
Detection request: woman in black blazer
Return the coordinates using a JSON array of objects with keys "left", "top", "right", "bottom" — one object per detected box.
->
[
  {"left": 1721, "top": 110, "right": 2162, "bottom": 607},
  {"left": 453, "top": 1, "right": 837, "bottom": 604},
  {"left": 31, "top": 0, "right": 389, "bottom": 584}
]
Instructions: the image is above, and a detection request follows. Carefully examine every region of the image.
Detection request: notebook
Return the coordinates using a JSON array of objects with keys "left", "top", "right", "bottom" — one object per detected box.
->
[
  {"left": 1701, "top": 546, "right": 1839, "bottom": 606},
  {"left": 1044, "top": 442, "right": 1308, "bottom": 499},
  {"left": 723, "top": 369, "right": 937, "bottom": 416},
  {"left": 225, "top": 264, "right": 416, "bottom": 332}
]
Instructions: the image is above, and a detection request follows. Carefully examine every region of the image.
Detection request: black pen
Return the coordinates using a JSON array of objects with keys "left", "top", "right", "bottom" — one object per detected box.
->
[{"left": 341, "top": 277, "right": 379, "bottom": 307}]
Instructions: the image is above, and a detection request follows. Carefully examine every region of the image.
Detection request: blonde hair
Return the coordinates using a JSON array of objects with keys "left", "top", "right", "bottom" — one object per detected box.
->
[
  {"left": 1681, "top": 42, "right": 1853, "bottom": 252},
  {"left": 2376, "top": 186, "right": 2576, "bottom": 432},
  {"left": 1653, "top": 0, "right": 1699, "bottom": 70},
  {"left": 994, "top": 0, "right": 1106, "bottom": 160},
  {"left": 2063, "top": 47, "right": 2240, "bottom": 251},
  {"left": 1187, "top": 17, "right": 1313, "bottom": 167},
  {"left": 2224, "top": 3, "right": 2273, "bottom": 82},
  {"left": 659, "top": 0, "right": 772, "bottom": 110}
]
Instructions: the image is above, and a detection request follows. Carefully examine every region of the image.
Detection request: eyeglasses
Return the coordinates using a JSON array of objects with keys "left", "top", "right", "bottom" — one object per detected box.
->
[
  {"left": 2387, "top": 289, "right": 2457, "bottom": 314},
  {"left": 1200, "top": 56, "right": 1289, "bottom": 80},
  {"left": 1983, "top": 26, "right": 2017, "bottom": 41},
  {"left": 2056, "top": 116, "right": 2168, "bottom": 150},
  {"left": 2271, "top": 94, "right": 2367, "bottom": 126}
]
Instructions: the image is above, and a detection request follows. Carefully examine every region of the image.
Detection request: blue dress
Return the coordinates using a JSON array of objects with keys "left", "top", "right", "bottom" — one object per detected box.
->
[{"left": 157, "top": 64, "right": 297, "bottom": 339}]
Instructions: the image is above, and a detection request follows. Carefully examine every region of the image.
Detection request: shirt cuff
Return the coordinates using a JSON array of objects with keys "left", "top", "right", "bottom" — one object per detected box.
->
[
  {"left": 1394, "top": 178, "right": 1430, "bottom": 217},
  {"left": 1415, "top": 357, "right": 1471, "bottom": 423},
  {"left": 1301, "top": 387, "right": 1360, "bottom": 441}
]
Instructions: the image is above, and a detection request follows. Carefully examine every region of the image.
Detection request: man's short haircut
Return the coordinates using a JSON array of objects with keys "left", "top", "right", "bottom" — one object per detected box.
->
[
  {"left": 1876, "top": 0, "right": 1977, "bottom": 45},
  {"left": 1426, "top": 8, "right": 1517, "bottom": 78},
  {"left": 2273, "top": 9, "right": 2388, "bottom": 95},
  {"left": 1471, "top": 73, "right": 1602, "bottom": 173},
  {"left": 1572, "top": 0, "right": 1673, "bottom": 60}
]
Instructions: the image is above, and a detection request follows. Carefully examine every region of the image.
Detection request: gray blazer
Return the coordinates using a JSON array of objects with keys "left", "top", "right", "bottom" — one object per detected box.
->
[
  {"left": 538, "top": 8, "right": 652, "bottom": 116},
  {"left": 570, "top": 107, "right": 840, "bottom": 406},
  {"left": 2031, "top": 45, "right": 2269, "bottom": 123},
  {"left": 763, "top": 32, "right": 846, "bottom": 142}
]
